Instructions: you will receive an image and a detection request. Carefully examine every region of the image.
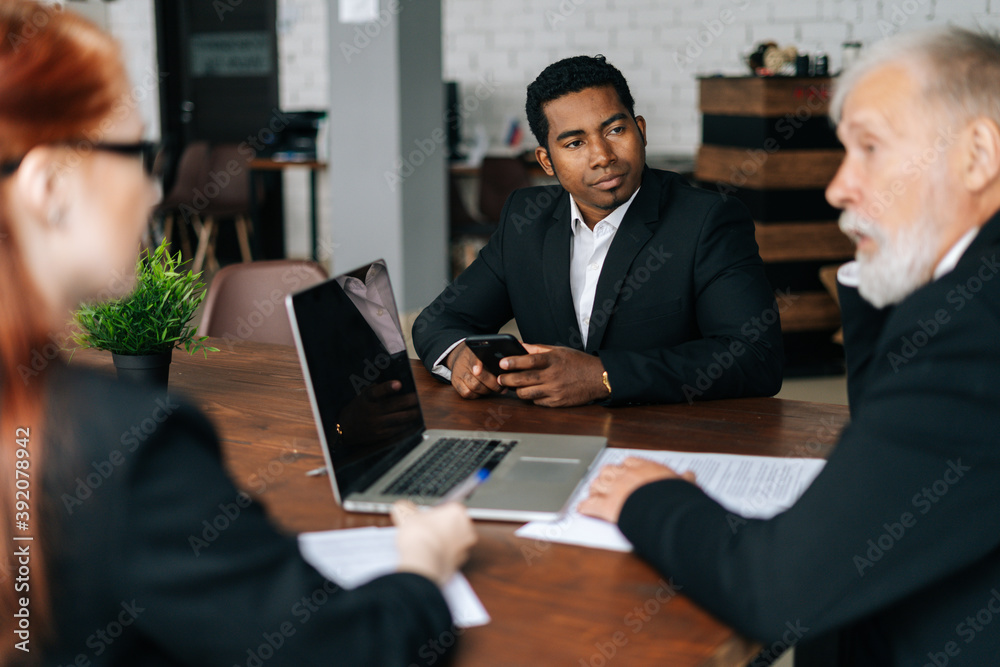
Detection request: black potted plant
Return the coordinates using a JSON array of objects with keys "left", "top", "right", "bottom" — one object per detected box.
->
[{"left": 73, "top": 239, "right": 217, "bottom": 387}]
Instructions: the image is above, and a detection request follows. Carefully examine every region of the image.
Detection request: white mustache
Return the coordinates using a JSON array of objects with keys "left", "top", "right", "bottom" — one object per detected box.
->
[{"left": 839, "top": 211, "right": 885, "bottom": 247}]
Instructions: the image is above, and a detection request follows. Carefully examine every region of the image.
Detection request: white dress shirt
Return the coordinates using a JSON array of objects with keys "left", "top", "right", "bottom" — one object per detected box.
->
[
  {"left": 569, "top": 187, "right": 640, "bottom": 346},
  {"left": 432, "top": 188, "right": 641, "bottom": 379},
  {"left": 336, "top": 262, "right": 407, "bottom": 355}
]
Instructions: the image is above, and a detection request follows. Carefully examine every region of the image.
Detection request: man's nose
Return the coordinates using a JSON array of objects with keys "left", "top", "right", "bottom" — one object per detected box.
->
[{"left": 826, "top": 157, "right": 855, "bottom": 210}]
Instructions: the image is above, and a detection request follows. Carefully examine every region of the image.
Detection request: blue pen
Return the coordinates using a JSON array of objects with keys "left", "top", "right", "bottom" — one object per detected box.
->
[{"left": 438, "top": 467, "right": 490, "bottom": 505}]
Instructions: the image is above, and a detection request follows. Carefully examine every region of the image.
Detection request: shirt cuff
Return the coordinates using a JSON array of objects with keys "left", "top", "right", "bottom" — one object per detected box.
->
[
  {"left": 430, "top": 339, "right": 465, "bottom": 381},
  {"left": 837, "top": 260, "right": 860, "bottom": 288}
]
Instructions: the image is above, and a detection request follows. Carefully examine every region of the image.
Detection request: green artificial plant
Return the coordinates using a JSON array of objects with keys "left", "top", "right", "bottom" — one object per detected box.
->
[{"left": 73, "top": 239, "right": 218, "bottom": 357}]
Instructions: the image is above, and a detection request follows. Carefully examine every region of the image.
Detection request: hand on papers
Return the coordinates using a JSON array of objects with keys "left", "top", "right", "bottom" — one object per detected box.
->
[
  {"left": 447, "top": 342, "right": 504, "bottom": 399},
  {"left": 391, "top": 501, "right": 477, "bottom": 587},
  {"left": 578, "top": 457, "right": 697, "bottom": 523},
  {"left": 497, "top": 343, "right": 608, "bottom": 407}
]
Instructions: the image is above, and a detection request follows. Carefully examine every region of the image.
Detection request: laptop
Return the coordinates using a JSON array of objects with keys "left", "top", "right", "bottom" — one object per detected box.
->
[{"left": 286, "top": 259, "right": 605, "bottom": 522}]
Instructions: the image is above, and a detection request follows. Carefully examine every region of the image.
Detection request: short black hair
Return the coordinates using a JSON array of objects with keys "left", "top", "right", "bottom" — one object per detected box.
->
[{"left": 525, "top": 55, "right": 636, "bottom": 149}]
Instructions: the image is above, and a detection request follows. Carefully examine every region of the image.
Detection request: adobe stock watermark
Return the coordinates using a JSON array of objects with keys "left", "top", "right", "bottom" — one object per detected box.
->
[
  {"left": 545, "top": 0, "right": 587, "bottom": 29},
  {"left": 853, "top": 459, "right": 970, "bottom": 576},
  {"left": 6, "top": 1, "right": 64, "bottom": 52},
  {"left": 383, "top": 71, "right": 498, "bottom": 193},
  {"left": 714, "top": 85, "right": 830, "bottom": 201},
  {"left": 51, "top": 65, "right": 169, "bottom": 182},
  {"left": 673, "top": 0, "right": 753, "bottom": 72},
  {"left": 177, "top": 108, "right": 294, "bottom": 225},
  {"left": 61, "top": 395, "right": 181, "bottom": 515},
  {"left": 861, "top": 126, "right": 959, "bottom": 222},
  {"left": 57, "top": 600, "right": 145, "bottom": 665},
  {"left": 339, "top": 0, "right": 416, "bottom": 63},
  {"left": 578, "top": 578, "right": 682, "bottom": 667},
  {"left": 887, "top": 253, "right": 1000, "bottom": 372},
  {"left": 877, "top": 0, "right": 931, "bottom": 37},
  {"left": 749, "top": 620, "right": 810, "bottom": 667},
  {"left": 681, "top": 289, "right": 797, "bottom": 403},
  {"left": 214, "top": 262, "right": 331, "bottom": 351},
  {"left": 246, "top": 449, "right": 301, "bottom": 495},
  {"left": 566, "top": 244, "right": 673, "bottom": 350},
  {"left": 188, "top": 490, "right": 254, "bottom": 556}
]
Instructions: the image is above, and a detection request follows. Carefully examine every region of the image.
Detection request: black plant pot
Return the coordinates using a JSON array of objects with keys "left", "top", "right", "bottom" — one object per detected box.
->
[{"left": 111, "top": 349, "right": 173, "bottom": 388}]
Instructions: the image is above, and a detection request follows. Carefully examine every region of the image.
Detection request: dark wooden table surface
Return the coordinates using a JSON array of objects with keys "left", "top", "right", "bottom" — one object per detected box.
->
[{"left": 73, "top": 340, "right": 848, "bottom": 667}]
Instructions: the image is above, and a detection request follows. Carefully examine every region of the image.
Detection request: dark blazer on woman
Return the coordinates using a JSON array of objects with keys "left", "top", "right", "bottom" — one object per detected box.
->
[{"left": 37, "top": 364, "right": 452, "bottom": 666}]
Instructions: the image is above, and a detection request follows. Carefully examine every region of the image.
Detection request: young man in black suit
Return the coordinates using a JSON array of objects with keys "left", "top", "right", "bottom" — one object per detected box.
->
[
  {"left": 581, "top": 27, "right": 1000, "bottom": 666},
  {"left": 413, "top": 56, "right": 783, "bottom": 407}
]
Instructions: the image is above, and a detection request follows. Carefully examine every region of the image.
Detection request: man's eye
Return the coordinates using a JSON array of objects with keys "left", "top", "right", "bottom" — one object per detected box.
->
[
  {"left": 565, "top": 140, "right": 583, "bottom": 149},
  {"left": 609, "top": 126, "right": 625, "bottom": 135}
]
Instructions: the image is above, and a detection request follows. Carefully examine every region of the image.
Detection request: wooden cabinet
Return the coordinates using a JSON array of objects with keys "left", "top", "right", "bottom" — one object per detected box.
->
[{"left": 696, "top": 76, "right": 853, "bottom": 373}]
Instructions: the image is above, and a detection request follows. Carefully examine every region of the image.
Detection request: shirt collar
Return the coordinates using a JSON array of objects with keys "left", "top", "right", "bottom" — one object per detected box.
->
[
  {"left": 569, "top": 187, "right": 641, "bottom": 236},
  {"left": 933, "top": 227, "right": 980, "bottom": 280}
]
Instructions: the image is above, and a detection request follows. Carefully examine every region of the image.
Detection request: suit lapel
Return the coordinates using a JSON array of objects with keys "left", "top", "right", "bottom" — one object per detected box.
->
[
  {"left": 542, "top": 194, "right": 584, "bottom": 349},
  {"left": 585, "top": 168, "right": 661, "bottom": 352}
]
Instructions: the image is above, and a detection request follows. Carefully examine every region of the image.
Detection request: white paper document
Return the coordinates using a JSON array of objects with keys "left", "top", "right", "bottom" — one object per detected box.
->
[
  {"left": 298, "top": 526, "right": 491, "bottom": 627},
  {"left": 515, "top": 449, "right": 826, "bottom": 552}
]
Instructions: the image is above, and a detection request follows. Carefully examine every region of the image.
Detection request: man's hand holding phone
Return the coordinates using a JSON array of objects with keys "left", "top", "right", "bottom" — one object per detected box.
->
[
  {"left": 445, "top": 341, "right": 506, "bottom": 399},
  {"left": 447, "top": 335, "right": 610, "bottom": 407},
  {"left": 498, "top": 344, "right": 609, "bottom": 407}
]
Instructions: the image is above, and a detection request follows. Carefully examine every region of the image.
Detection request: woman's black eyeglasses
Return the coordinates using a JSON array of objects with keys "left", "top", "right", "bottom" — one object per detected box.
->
[{"left": 0, "top": 141, "right": 160, "bottom": 178}]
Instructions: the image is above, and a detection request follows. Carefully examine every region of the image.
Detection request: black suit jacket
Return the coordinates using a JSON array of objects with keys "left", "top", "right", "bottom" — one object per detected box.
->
[
  {"left": 413, "top": 167, "right": 783, "bottom": 404},
  {"left": 618, "top": 211, "right": 1000, "bottom": 665},
  {"left": 38, "top": 364, "right": 451, "bottom": 666}
]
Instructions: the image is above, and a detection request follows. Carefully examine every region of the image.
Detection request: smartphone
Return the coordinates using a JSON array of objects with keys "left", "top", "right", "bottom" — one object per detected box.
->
[{"left": 464, "top": 334, "right": 528, "bottom": 376}]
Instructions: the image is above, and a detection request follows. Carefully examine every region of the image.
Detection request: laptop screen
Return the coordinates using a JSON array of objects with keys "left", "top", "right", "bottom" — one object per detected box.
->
[{"left": 288, "top": 260, "right": 425, "bottom": 497}]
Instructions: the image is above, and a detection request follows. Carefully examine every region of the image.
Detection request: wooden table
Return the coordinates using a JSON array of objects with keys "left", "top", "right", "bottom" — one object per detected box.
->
[{"left": 73, "top": 341, "right": 848, "bottom": 666}]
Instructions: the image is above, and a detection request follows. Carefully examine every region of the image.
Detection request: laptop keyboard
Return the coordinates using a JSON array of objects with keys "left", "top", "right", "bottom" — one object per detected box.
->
[{"left": 384, "top": 437, "right": 516, "bottom": 498}]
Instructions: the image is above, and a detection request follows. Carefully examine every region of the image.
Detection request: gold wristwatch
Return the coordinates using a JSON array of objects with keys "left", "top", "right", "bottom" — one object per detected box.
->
[{"left": 602, "top": 370, "right": 612, "bottom": 395}]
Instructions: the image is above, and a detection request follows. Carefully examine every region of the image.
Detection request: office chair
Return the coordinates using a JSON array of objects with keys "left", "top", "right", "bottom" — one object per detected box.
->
[
  {"left": 477, "top": 156, "right": 531, "bottom": 224},
  {"left": 191, "top": 143, "right": 255, "bottom": 275},
  {"left": 197, "top": 259, "right": 329, "bottom": 346},
  {"left": 156, "top": 141, "right": 210, "bottom": 262}
]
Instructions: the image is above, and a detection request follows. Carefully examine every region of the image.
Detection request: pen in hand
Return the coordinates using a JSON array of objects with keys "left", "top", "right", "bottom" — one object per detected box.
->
[{"left": 438, "top": 468, "right": 490, "bottom": 506}]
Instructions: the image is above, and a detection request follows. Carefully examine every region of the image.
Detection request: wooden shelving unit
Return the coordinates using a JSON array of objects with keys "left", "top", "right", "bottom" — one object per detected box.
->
[{"left": 696, "top": 76, "right": 853, "bottom": 373}]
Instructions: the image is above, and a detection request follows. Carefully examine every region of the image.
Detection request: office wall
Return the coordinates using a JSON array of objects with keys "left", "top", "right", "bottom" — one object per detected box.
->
[
  {"left": 443, "top": 0, "right": 998, "bottom": 155},
  {"left": 103, "top": 0, "right": 998, "bottom": 272}
]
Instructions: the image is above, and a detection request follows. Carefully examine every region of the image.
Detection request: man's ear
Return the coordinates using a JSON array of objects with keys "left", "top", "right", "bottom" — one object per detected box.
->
[
  {"left": 961, "top": 117, "right": 1000, "bottom": 192},
  {"left": 635, "top": 115, "right": 647, "bottom": 147},
  {"left": 535, "top": 145, "right": 555, "bottom": 177}
]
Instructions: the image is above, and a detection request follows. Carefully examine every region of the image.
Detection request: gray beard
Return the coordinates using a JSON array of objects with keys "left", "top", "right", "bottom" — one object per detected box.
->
[{"left": 839, "top": 210, "right": 942, "bottom": 308}]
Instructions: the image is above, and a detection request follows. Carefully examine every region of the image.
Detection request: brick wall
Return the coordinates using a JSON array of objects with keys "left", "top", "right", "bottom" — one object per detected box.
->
[
  {"left": 442, "top": 0, "right": 996, "bottom": 155},
  {"left": 103, "top": 0, "right": 997, "bottom": 257}
]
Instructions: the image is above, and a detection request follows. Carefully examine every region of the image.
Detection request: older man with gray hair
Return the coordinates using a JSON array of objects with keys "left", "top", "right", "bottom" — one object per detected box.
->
[{"left": 579, "top": 26, "right": 1000, "bottom": 667}]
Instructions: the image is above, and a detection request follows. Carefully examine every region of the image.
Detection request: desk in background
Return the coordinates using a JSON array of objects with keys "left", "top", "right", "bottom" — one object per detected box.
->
[
  {"left": 248, "top": 158, "right": 327, "bottom": 262},
  {"left": 73, "top": 341, "right": 846, "bottom": 666}
]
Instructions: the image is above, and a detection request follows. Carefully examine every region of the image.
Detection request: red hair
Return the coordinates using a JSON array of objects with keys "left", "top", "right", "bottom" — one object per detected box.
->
[{"left": 0, "top": 2, "right": 129, "bottom": 660}]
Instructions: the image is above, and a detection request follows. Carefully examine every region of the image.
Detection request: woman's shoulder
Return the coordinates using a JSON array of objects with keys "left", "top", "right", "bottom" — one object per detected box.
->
[{"left": 47, "top": 362, "right": 217, "bottom": 464}]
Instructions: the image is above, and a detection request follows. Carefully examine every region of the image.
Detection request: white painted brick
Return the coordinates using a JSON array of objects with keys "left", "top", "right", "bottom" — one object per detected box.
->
[
  {"left": 454, "top": 31, "right": 489, "bottom": 53},
  {"left": 799, "top": 20, "right": 850, "bottom": 45},
  {"left": 494, "top": 30, "right": 532, "bottom": 50},
  {"left": 475, "top": 49, "right": 515, "bottom": 73},
  {"left": 749, "top": 22, "right": 798, "bottom": 45},
  {"left": 637, "top": 7, "right": 675, "bottom": 26},
  {"left": 589, "top": 7, "right": 633, "bottom": 28},
  {"left": 612, "top": 27, "right": 658, "bottom": 47}
]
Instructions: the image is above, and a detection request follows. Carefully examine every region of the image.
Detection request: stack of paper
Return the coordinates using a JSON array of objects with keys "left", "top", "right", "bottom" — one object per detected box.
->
[{"left": 298, "top": 526, "right": 491, "bottom": 627}]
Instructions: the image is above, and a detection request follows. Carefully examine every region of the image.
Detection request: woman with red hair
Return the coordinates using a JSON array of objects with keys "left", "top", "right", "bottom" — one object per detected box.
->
[{"left": 0, "top": 3, "right": 474, "bottom": 664}]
